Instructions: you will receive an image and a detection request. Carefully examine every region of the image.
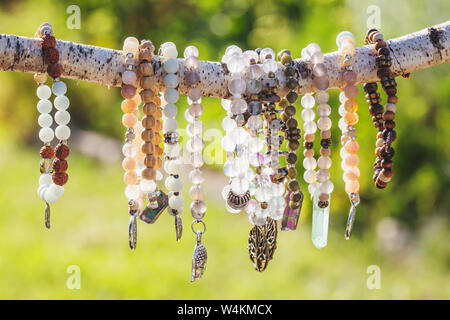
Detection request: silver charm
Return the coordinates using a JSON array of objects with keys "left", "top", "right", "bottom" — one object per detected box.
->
[
  {"left": 44, "top": 202, "right": 51, "bottom": 229},
  {"left": 227, "top": 190, "right": 251, "bottom": 210},
  {"left": 129, "top": 212, "right": 138, "bottom": 250},
  {"left": 345, "top": 193, "right": 360, "bottom": 240},
  {"left": 191, "top": 220, "right": 207, "bottom": 282},
  {"left": 175, "top": 215, "right": 182, "bottom": 241}
]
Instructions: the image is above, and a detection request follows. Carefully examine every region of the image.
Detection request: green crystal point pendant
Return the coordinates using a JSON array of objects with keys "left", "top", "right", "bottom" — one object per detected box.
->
[{"left": 311, "top": 186, "right": 330, "bottom": 249}]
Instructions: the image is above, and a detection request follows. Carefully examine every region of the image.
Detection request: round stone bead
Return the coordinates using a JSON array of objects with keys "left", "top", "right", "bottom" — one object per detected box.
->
[
  {"left": 315, "top": 91, "right": 329, "bottom": 104},
  {"left": 301, "top": 94, "right": 315, "bottom": 108},
  {"left": 303, "top": 121, "right": 317, "bottom": 134},
  {"left": 140, "top": 179, "right": 157, "bottom": 192},
  {"left": 312, "top": 64, "right": 327, "bottom": 77},
  {"left": 164, "top": 89, "right": 179, "bottom": 104},
  {"left": 311, "top": 51, "right": 324, "bottom": 64},
  {"left": 191, "top": 200, "right": 207, "bottom": 219},
  {"left": 336, "top": 31, "right": 356, "bottom": 47},
  {"left": 122, "top": 113, "right": 137, "bottom": 128},
  {"left": 227, "top": 55, "right": 246, "bottom": 74},
  {"left": 162, "top": 45, "right": 178, "bottom": 59},
  {"left": 191, "top": 152, "right": 204, "bottom": 168},
  {"left": 247, "top": 115, "right": 263, "bottom": 130},
  {"left": 189, "top": 169, "right": 205, "bottom": 184},
  {"left": 164, "top": 59, "right": 179, "bottom": 73},
  {"left": 37, "top": 85, "right": 51, "bottom": 100},
  {"left": 345, "top": 180, "right": 360, "bottom": 194},
  {"left": 188, "top": 87, "right": 202, "bottom": 101},
  {"left": 169, "top": 194, "right": 183, "bottom": 210},
  {"left": 122, "top": 71, "right": 137, "bottom": 85},
  {"left": 301, "top": 109, "right": 315, "bottom": 122},
  {"left": 122, "top": 143, "right": 137, "bottom": 157},
  {"left": 123, "top": 171, "right": 138, "bottom": 185},
  {"left": 260, "top": 48, "right": 275, "bottom": 62},
  {"left": 44, "top": 188, "right": 60, "bottom": 204},
  {"left": 163, "top": 103, "right": 178, "bottom": 118},
  {"left": 228, "top": 78, "right": 246, "bottom": 96},
  {"left": 163, "top": 118, "right": 178, "bottom": 133},
  {"left": 37, "top": 99, "right": 52, "bottom": 114},
  {"left": 164, "top": 74, "right": 179, "bottom": 89},
  {"left": 318, "top": 117, "right": 332, "bottom": 130},
  {"left": 303, "top": 157, "right": 317, "bottom": 170},
  {"left": 344, "top": 85, "right": 358, "bottom": 99},
  {"left": 125, "top": 184, "right": 140, "bottom": 200},
  {"left": 52, "top": 81, "right": 67, "bottom": 96},
  {"left": 320, "top": 180, "right": 334, "bottom": 194},
  {"left": 123, "top": 37, "right": 139, "bottom": 54},
  {"left": 262, "top": 59, "right": 278, "bottom": 73},
  {"left": 317, "top": 104, "right": 331, "bottom": 117},
  {"left": 184, "top": 45, "right": 199, "bottom": 58},
  {"left": 317, "top": 156, "right": 332, "bottom": 169},
  {"left": 190, "top": 185, "right": 205, "bottom": 200},
  {"left": 54, "top": 95, "right": 70, "bottom": 110},
  {"left": 55, "top": 125, "right": 71, "bottom": 140},
  {"left": 231, "top": 177, "right": 249, "bottom": 195},
  {"left": 225, "top": 45, "right": 242, "bottom": 57},
  {"left": 38, "top": 113, "right": 53, "bottom": 127},
  {"left": 230, "top": 98, "right": 247, "bottom": 114},
  {"left": 39, "top": 127, "right": 54, "bottom": 142},
  {"left": 317, "top": 169, "right": 330, "bottom": 183},
  {"left": 248, "top": 64, "right": 263, "bottom": 79},
  {"left": 54, "top": 110, "right": 70, "bottom": 125},
  {"left": 303, "top": 170, "right": 317, "bottom": 183}
]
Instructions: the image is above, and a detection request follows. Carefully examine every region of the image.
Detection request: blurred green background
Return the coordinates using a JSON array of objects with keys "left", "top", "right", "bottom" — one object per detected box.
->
[{"left": 0, "top": 0, "right": 449, "bottom": 299}]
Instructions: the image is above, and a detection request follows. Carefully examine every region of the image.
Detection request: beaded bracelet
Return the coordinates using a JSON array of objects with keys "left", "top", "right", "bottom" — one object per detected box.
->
[
  {"left": 364, "top": 29, "right": 397, "bottom": 189},
  {"left": 221, "top": 45, "right": 251, "bottom": 213},
  {"left": 137, "top": 41, "right": 167, "bottom": 229},
  {"left": 335, "top": 31, "right": 361, "bottom": 240},
  {"left": 120, "top": 36, "right": 142, "bottom": 249},
  {"left": 183, "top": 45, "right": 208, "bottom": 281},
  {"left": 302, "top": 43, "right": 334, "bottom": 248},
  {"left": 158, "top": 42, "right": 183, "bottom": 241},
  {"left": 277, "top": 49, "right": 303, "bottom": 231},
  {"left": 35, "top": 23, "right": 70, "bottom": 229}
]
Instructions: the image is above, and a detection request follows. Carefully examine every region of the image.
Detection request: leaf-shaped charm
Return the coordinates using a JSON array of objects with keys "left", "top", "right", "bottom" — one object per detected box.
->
[
  {"left": 129, "top": 214, "right": 137, "bottom": 250},
  {"left": 175, "top": 215, "right": 182, "bottom": 241},
  {"left": 248, "top": 217, "right": 278, "bottom": 272},
  {"left": 191, "top": 232, "right": 207, "bottom": 282},
  {"left": 45, "top": 202, "right": 51, "bottom": 229}
]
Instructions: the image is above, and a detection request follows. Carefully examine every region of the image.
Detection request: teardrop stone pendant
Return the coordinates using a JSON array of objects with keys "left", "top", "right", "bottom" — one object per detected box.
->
[{"left": 311, "top": 186, "right": 330, "bottom": 249}]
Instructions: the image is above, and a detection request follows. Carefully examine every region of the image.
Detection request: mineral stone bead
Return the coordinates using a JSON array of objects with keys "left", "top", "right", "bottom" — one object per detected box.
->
[
  {"left": 122, "top": 157, "right": 137, "bottom": 171},
  {"left": 42, "top": 34, "right": 56, "bottom": 48},
  {"left": 121, "top": 85, "right": 136, "bottom": 99},
  {"left": 121, "top": 99, "right": 137, "bottom": 113},
  {"left": 47, "top": 63, "right": 63, "bottom": 78},
  {"left": 40, "top": 145, "right": 55, "bottom": 159},
  {"left": 140, "top": 62, "right": 154, "bottom": 76},
  {"left": 52, "top": 159, "right": 68, "bottom": 173}
]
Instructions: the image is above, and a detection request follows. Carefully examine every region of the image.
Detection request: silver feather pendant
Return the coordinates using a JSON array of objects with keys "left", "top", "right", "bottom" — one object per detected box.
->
[
  {"left": 191, "top": 231, "right": 207, "bottom": 282},
  {"left": 175, "top": 215, "right": 182, "bottom": 241},
  {"left": 44, "top": 202, "right": 51, "bottom": 229}
]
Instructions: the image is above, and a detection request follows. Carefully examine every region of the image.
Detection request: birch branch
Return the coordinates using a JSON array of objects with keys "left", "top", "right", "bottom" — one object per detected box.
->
[{"left": 0, "top": 21, "right": 449, "bottom": 98}]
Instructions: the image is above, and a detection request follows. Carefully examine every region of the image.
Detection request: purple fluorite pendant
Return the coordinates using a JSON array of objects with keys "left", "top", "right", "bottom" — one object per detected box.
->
[{"left": 281, "top": 191, "right": 301, "bottom": 231}]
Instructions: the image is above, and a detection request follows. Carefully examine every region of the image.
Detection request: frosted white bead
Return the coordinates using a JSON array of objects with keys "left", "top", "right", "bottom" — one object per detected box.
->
[
  {"left": 303, "top": 170, "right": 317, "bottom": 183},
  {"left": 52, "top": 81, "right": 67, "bottom": 96},
  {"left": 164, "top": 143, "right": 181, "bottom": 158},
  {"left": 37, "top": 85, "right": 51, "bottom": 100},
  {"left": 49, "top": 183, "right": 64, "bottom": 198},
  {"left": 123, "top": 37, "right": 139, "bottom": 54},
  {"left": 231, "top": 177, "right": 249, "bottom": 195},
  {"left": 55, "top": 110, "right": 70, "bottom": 125},
  {"left": 164, "top": 59, "right": 179, "bottom": 73},
  {"left": 386, "top": 103, "right": 397, "bottom": 112},
  {"left": 165, "top": 159, "right": 181, "bottom": 175},
  {"left": 273, "top": 182, "right": 285, "bottom": 197},
  {"left": 310, "top": 51, "right": 324, "bottom": 64},
  {"left": 225, "top": 45, "right": 242, "bottom": 57},
  {"left": 188, "top": 135, "right": 204, "bottom": 152},
  {"left": 164, "top": 74, "right": 179, "bottom": 89},
  {"left": 39, "top": 127, "right": 54, "bottom": 142},
  {"left": 303, "top": 157, "right": 317, "bottom": 170},
  {"left": 190, "top": 169, "right": 205, "bottom": 184},
  {"left": 306, "top": 43, "right": 321, "bottom": 56},
  {"left": 55, "top": 125, "right": 71, "bottom": 140},
  {"left": 317, "top": 156, "right": 332, "bottom": 169},
  {"left": 317, "top": 104, "right": 331, "bottom": 117},
  {"left": 184, "top": 45, "right": 199, "bottom": 58},
  {"left": 230, "top": 98, "right": 247, "bottom": 114},
  {"left": 169, "top": 195, "right": 183, "bottom": 210},
  {"left": 318, "top": 117, "right": 332, "bottom": 130},
  {"left": 221, "top": 135, "right": 236, "bottom": 152},
  {"left": 336, "top": 31, "right": 356, "bottom": 47},
  {"left": 122, "top": 143, "right": 137, "bottom": 157},
  {"left": 230, "top": 126, "right": 250, "bottom": 145},
  {"left": 37, "top": 99, "right": 52, "bottom": 114},
  {"left": 315, "top": 91, "right": 329, "bottom": 104},
  {"left": 190, "top": 185, "right": 204, "bottom": 200},
  {"left": 308, "top": 181, "right": 320, "bottom": 196},
  {"left": 301, "top": 109, "right": 315, "bottom": 122},
  {"left": 227, "top": 55, "right": 246, "bottom": 74},
  {"left": 262, "top": 59, "right": 278, "bottom": 73},
  {"left": 54, "top": 95, "right": 70, "bottom": 110},
  {"left": 163, "top": 103, "right": 178, "bottom": 118},
  {"left": 320, "top": 180, "right": 334, "bottom": 194},
  {"left": 139, "top": 179, "right": 156, "bottom": 192},
  {"left": 37, "top": 185, "right": 48, "bottom": 201},
  {"left": 228, "top": 78, "right": 246, "bottom": 96},
  {"left": 164, "top": 89, "right": 179, "bottom": 104},
  {"left": 38, "top": 113, "right": 53, "bottom": 127},
  {"left": 39, "top": 174, "right": 52, "bottom": 185},
  {"left": 303, "top": 121, "right": 317, "bottom": 134},
  {"left": 125, "top": 185, "right": 140, "bottom": 200},
  {"left": 161, "top": 41, "right": 176, "bottom": 50},
  {"left": 255, "top": 186, "right": 271, "bottom": 202},
  {"left": 301, "top": 47, "right": 310, "bottom": 59},
  {"left": 248, "top": 64, "right": 263, "bottom": 79},
  {"left": 338, "top": 117, "right": 348, "bottom": 131},
  {"left": 340, "top": 147, "right": 349, "bottom": 160},
  {"left": 221, "top": 98, "right": 231, "bottom": 111},
  {"left": 163, "top": 118, "right": 178, "bottom": 133},
  {"left": 165, "top": 176, "right": 183, "bottom": 192},
  {"left": 301, "top": 94, "right": 315, "bottom": 109},
  {"left": 222, "top": 117, "right": 236, "bottom": 132},
  {"left": 187, "top": 120, "right": 203, "bottom": 136},
  {"left": 162, "top": 45, "right": 178, "bottom": 59},
  {"left": 223, "top": 160, "right": 236, "bottom": 177},
  {"left": 260, "top": 48, "right": 275, "bottom": 62},
  {"left": 44, "top": 188, "right": 59, "bottom": 204},
  {"left": 339, "top": 91, "right": 348, "bottom": 103}
]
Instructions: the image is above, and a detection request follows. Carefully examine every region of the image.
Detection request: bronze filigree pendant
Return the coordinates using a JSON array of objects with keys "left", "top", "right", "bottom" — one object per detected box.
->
[{"left": 248, "top": 217, "right": 278, "bottom": 272}]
